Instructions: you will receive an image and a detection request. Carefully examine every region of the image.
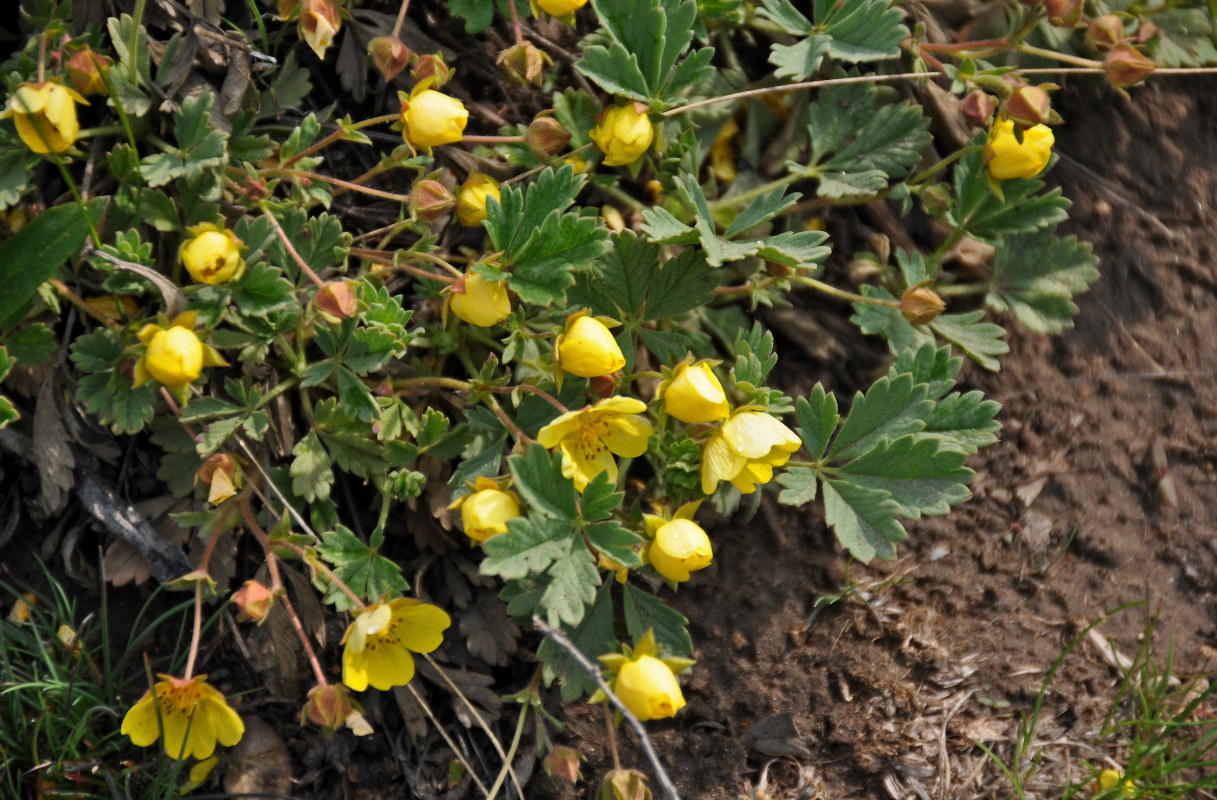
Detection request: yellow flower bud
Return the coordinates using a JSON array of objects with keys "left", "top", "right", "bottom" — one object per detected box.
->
[
  {"left": 662, "top": 361, "right": 728, "bottom": 424},
  {"left": 590, "top": 103, "right": 654, "bottom": 167},
  {"left": 141, "top": 326, "right": 204, "bottom": 387},
  {"left": 535, "top": 0, "right": 588, "bottom": 15},
  {"left": 66, "top": 49, "right": 111, "bottom": 96},
  {"left": 456, "top": 173, "right": 501, "bottom": 227},
  {"left": 3, "top": 82, "right": 85, "bottom": 155},
  {"left": 400, "top": 88, "right": 468, "bottom": 149},
  {"left": 458, "top": 487, "right": 520, "bottom": 542},
  {"left": 449, "top": 272, "right": 512, "bottom": 327},
  {"left": 556, "top": 313, "right": 626, "bottom": 378},
  {"left": 180, "top": 227, "right": 245, "bottom": 285},
  {"left": 985, "top": 119, "right": 1054, "bottom": 180},
  {"left": 613, "top": 654, "right": 686, "bottom": 721},
  {"left": 647, "top": 518, "right": 712, "bottom": 583}
]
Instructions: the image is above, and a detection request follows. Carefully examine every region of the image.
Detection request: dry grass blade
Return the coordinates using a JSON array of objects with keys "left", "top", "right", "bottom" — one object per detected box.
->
[{"left": 405, "top": 682, "right": 490, "bottom": 796}]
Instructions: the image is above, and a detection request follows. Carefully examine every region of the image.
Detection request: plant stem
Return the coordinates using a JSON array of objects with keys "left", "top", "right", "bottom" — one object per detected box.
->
[
  {"left": 261, "top": 204, "right": 326, "bottom": 288},
  {"left": 287, "top": 169, "right": 411, "bottom": 203},
  {"left": 506, "top": 0, "right": 525, "bottom": 46},
  {"left": 663, "top": 71, "right": 945, "bottom": 117},
  {"left": 183, "top": 582, "right": 202, "bottom": 679},
  {"left": 486, "top": 395, "right": 531, "bottom": 445},
  {"left": 390, "top": 0, "right": 411, "bottom": 39},
  {"left": 393, "top": 375, "right": 472, "bottom": 392},
  {"left": 47, "top": 278, "right": 121, "bottom": 332},
  {"left": 908, "top": 144, "right": 984, "bottom": 187},
  {"left": 462, "top": 134, "right": 527, "bottom": 144},
  {"left": 604, "top": 703, "right": 622, "bottom": 771},
  {"left": 486, "top": 703, "right": 529, "bottom": 800},
  {"left": 919, "top": 37, "right": 1008, "bottom": 54},
  {"left": 491, "top": 383, "right": 569, "bottom": 413},
  {"left": 282, "top": 114, "right": 400, "bottom": 168},
  {"left": 792, "top": 276, "right": 900, "bottom": 308},
  {"left": 1017, "top": 42, "right": 1102, "bottom": 68},
  {"left": 49, "top": 155, "right": 102, "bottom": 247},
  {"left": 129, "top": 0, "right": 148, "bottom": 83},
  {"left": 936, "top": 283, "right": 989, "bottom": 297},
  {"left": 705, "top": 173, "right": 798, "bottom": 215}
]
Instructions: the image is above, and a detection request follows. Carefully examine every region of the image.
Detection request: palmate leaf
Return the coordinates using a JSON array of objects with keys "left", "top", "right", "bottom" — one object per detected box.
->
[
  {"left": 539, "top": 540, "right": 600, "bottom": 627},
  {"left": 316, "top": 525, "right": 408, "bottom": 610},
  {"left": 485, "top": 166, "right": 609, "bottom": 307},
  {"left": 837, "top": 435, "right": 973, "bottom": 518},
  {"left": 623, "top": 583, "right": 692, "bottom": 656},
  {"left": 830, "top": 373, "right": 932, "bottom": 461},
  {"left": 481, "top": 516, "right": 572, "bottom": 581},
  {"left": 949, "top": 138, "right": 1070, "bottom": 242},
  {"left": 986, "top": 231, "right": 1099, "bottom": 334},
  {"left": 1151, "top": 8, "right": 1217, "bottom": 67},
  {"left": 794, "top": 78, "right": 931, "bottom": 198},
  {"left": 759, "top": 0, "right": 907, "bottom": 80},
  {"left": 928, "top": 311, "right": 1009, "bottom": 372},
  {"left": 508, "top": 443, "right": 578, "bottom": 521},
  {"left": 577, "top": 0, "right": 715, "bottom": 105},
  {"left": 821, "top": 478, "right": 907, "bottom": 562}
]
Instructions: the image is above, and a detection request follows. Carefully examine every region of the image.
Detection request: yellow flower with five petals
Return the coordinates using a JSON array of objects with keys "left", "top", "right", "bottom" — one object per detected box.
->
[
  {"left": 341, "top": 598, "right": 451, "bottom": 691},
  {"left": 537, "top": 396, "right": 653, "bottom": 492},
  {"left": 120, "top": 674, "right": 244, "bottom": 760},
  {"left": 2, "top": 81, "right": 86, "bottom": 154},
  {"left": 701, "top": 409, "right": 801, "bottom": 495}
]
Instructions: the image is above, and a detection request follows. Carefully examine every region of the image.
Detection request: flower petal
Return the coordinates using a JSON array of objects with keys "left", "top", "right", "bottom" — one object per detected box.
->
[
  {"left": 390, "top": 599, "right": 452, "bottom": 653},
  {"left": 603, "top": 414, "right": 653, "bottom": 457}
]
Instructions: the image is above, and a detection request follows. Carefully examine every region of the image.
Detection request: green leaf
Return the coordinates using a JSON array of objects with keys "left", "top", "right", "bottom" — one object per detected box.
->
[
  {"left": 0, "top": 148, "right": 34, "bottom": 208},
  {"left": 776, "top": 466, "right": 818, "bottom": 505},
  {"left": 0, "top": 199, "right": 104, "bottom": 330},
  {"left": 888, "top": 344, "right": 961, "bottom": 400},
  {"left": 921, "top": 390, "right": 1001, "bottom": 455},
  {"left": 291, "top": 431, "right": 334, "bottom": 501},
  {"left": 822, "top": 478, "right": 907, "bottom": 562},
  {"left": 986, "top": 232, "right": 1099, "bottom": 334},
  {"left": 794, "top": 385, "right": 839, "bottom": 461},
  {"left": 231, "top": 262, "right": 295, "bottom": 317},
  {"left": 623, "top": 583, "right": 692, "bottom": 656},
  {"left": 838, "top": 435, "right": 972, "bottom": 518},
  {"left": 315, "top": 399, "right": 385, "bottom": 479},
  {"left": 769, "top": 35, "right": 832, "bottom": 81},
  {"left": 4, "top": 323, "right": 56, "bottom": 365},
  {"left": 70, "top": 329, "right": 122, "bottom": 373},
  {"left": 485, "top": 166, "right": 609, "bottom": 306},
  {"left": 553, "top": 88, "right": 599, "bottom": 148},
  {"left": 1151, "top": 8, "right": 1217, "bottom": 67},
  {"left": 317, "top": 525, "right": 408, "bottom": 609},
  {"left": 196, "top": 416, "right": 244, "bottom": 458},
  {"left": 850, "top": 285, "right": 934, "bottom": 354},
  {"left": 928, "top": 311, "right": 1009, "bottom": 372},
  {"left": 508, "top": 443, "right": 578, "bottom": 520},
  {"left": 538, "top": 581, "right": 617, "bottom": 702},
  {"left": 447, "top": 0, "right": 495, "bottom": 32},
  {"left": 580, "top": 474, "right": 624, "bottom": 521},
  {"left": 540, "top": 541, "right": 599, "bottom": 627},
  {"left": 265, "top": 209, "right": 350, "bottom": 283},
  {"left": 77, "top": 371, "right": 157, "bottom": 435},
  {"left": 793, "top": 79, "right": 930, "bottom": 198},
  {"left": 949, "top": 141, "right": 1070, "bottom": 241},
  {"left": 0, "top": 348, "right": 15, "bottom": 428},
  {"left": 830, "top": 373, "right": 931, "bottom": 461},
  {"left": 481, "top": 516, "right": 573, "bottom": 580},
  {"left": 585, "top": 521, "right": 644, "bottom": 567}
]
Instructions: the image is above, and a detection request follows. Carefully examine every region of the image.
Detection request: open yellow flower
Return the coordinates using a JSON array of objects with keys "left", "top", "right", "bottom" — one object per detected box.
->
[
  {"left": 342, "top": 598, "right": 451, "bottom": 691},
  {"left": 180, "top": 225, "right": 245, "bottom": 285},
  {"left": 590, "top": 103, "right": 654, "bottom": 167},
  {"left": 456, "top": 173, "right": 501, "bottom": 227},
  {"left": 537, "top": 396, "right": 653, "bottom": 492},
  {"left": 2, "top": 81, "right": 86, "bottom": 154},
  {"left": 985, "top": 119, "right": 1054, "bottom": 180},
  {"left": 555, "top": 311, "right": 626, "bottom": 379},
  {"left": 447, "top": 272, "right": 512, "bottom": 327},
  {"left": 533, "top": 0, "right": 588, "bottom": 16},
  {"left": 120, "top": 674, "right": 244, "bottom": 760},
  {"left": 643, "top": 502, "right": 712, "bottom": 583},
  {"left": 660, "top": 360, "right": 729, "bottom": 424},
  {"left": 399, "top": 86, "right": 468, "bottom": 149},
  {"left": 133, "top": 312, "right": 227, "bottom": 388},
  {"left": 448, "top": 476, "right": 521, "bottom": 543},
  {"left": 701, "top": 409, "right": 801, "bottom": 495}
]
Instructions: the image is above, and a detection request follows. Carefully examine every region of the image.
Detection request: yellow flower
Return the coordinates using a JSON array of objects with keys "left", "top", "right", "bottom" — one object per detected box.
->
[
  {"left": 555, "top": 311, "right": 626, "bottom": 379},
  {"left": 456, "top": 173, "right": 501, "bottom": 227},
  {"left": 710, "top": 118, "right": 740, "bottom": 184},
  {"left": 590, "top": 103, "right": 654, "bottom": 167},
  {"left": 133, "top": 312, "right": 227, "bottom": 389},
  {"left": 341, "top": 598, "right": 451, "bottom": 691},
  {"left": 180, "top": 225, "right": 245, "bottom": 285},
  {"left": 534, "top": 0, "right": 588, "bottom": 15},
  {"left": 2, "top": 82, "right": 85, "bottom": 154},
  {"left": 1096, "top": 769, "right": 1136, "bottom": 797},
  {"left": 660, "top": 360, "right": 729, "bottom": 424},
  {"left": 448, "top": 476, "right": 521, "bottom": 543},
  {"left": 643, "top": 503, "right": 712, "bottom": 583},
  {"left": 299, "top": 0, "right": 341, "bottom": 61},
  {"left": 400, "top": 87, "right": 468, "bottom": 149},
  {"left": 985, "top": 119, "right": 1054, "bottom": 180},
  {"left": 120, "top": 674, "right": 245, "bottom": 760},
  {"left": 537, "top": 396, "right": 653, "bottom": 492},
  {"left": 613, "top": 654, "right": 686, "bottom": 721},
  {"left": 701, "top": 409, "right": 801, "bottom": 495},
  {"left": 447, "top": 272, "right": 511, "bottom": 327}
]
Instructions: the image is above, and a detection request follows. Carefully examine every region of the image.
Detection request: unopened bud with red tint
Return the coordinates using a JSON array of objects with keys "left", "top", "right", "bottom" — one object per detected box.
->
[
  {"left": 528, "top": 114, "right": 571, "bottom": 160},
  {"left": 589, "top": 374, "right": 617, "bottom": 399},
  {"left": 1106, "top": 43, "right": 1156, "bottom": 90},
  {"left": 901, "top": 286, "right": 946, "bottom": 326},
  {"left": 299, "top": 0, "right": 341, "bottom": 61},
  {"left": 231, "top": 580, "right": 277, "bottom": 623},
  {"left": 303, "top": 683, "right": 365, "bottom": 736},
  {"left": 498, "top": 42, "right": 551, "bottom": 87},
  {"left": 1005, "top": 83, "right": 1059, "bottom": 128},
  {"left": 1044, "top": 0, "right": 1082, "bottom": 27},
  {"left": 961, "top": 90, "right": 997, "bottom": 126},
  {"left": 67, "top": 49, "right": 111, "bottom": 96},
  {"left": 315, "top": 280, "right": 357, "bottom": 321},
  {"left": 1135, "top": 22, "right": 1159, "bottom": 45},
  {"left": 409, "top": 178, "right": 455, "bottom": 221},
  {"left": 368, "top": 36, "right": 411, "bottom": 82},
  {"left": 197, "top": 453, "right": 243, "bottom": 505},
  {"left": 544, "top": 746, "right": 584, "bottom": 785},
  {"left": 1087, "top": 15, "right": 1126, "bottom": 50},
  {"left": 411, "top": 53, "right": 453, "bottom": 88}
]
